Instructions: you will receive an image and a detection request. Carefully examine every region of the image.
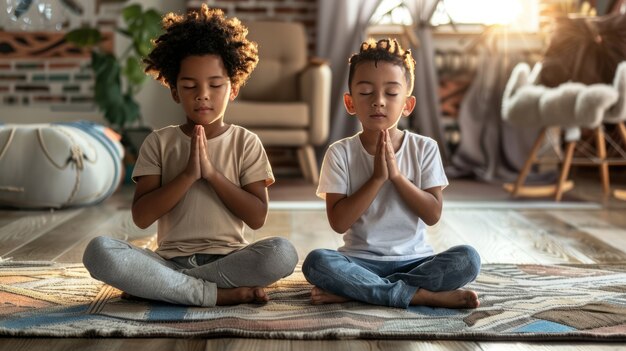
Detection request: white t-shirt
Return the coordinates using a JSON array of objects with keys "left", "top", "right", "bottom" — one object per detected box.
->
[
  {"left": 132, "top": 125, "right": 274, "bottom": 259},
  {"left": 316, "top": 131, "right": 448, "bottom": 261}
]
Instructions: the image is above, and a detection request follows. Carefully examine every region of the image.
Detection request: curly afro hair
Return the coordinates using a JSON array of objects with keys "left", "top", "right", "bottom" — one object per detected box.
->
[
  {"left": 347, "top": 38, "right": 415, "bottom": 95},
  {"left": 143, "top": 4, "right": 258, "bottom": 89}
]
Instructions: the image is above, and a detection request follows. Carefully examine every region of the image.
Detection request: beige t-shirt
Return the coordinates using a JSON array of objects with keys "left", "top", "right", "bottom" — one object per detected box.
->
[{"left": 132, "top": 125, "right": 274, "bottom": 259}]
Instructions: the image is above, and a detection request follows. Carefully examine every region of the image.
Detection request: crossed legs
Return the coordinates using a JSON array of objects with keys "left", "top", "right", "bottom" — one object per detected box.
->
[
  {"left": 83, "top": 236, "right": 298, "bottom": 306},
  {"left": 302, "top": 245, "right": 481, "bottom": 309}
]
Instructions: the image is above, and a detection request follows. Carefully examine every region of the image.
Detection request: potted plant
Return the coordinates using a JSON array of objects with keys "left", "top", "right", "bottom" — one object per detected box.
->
[
  {"left": 65, "top": 4, "right": 162, "bottom": 129},
  {"left": 64, "top": 4, "right": 162, "bottom": 182}
]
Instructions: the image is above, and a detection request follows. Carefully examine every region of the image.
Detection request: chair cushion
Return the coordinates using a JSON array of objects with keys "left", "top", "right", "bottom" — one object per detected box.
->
[
  {"left": 240, "top": 21, "right": 307, "bottom": 102},
  {"left": 226, "top": 101, "right": 309, "bottom": 127},
  {"left": 250, "top": 129, "right": 309, "bottom": 146},
  {"left": 0, "top": 122, "right": 123, "bottom": 209}
]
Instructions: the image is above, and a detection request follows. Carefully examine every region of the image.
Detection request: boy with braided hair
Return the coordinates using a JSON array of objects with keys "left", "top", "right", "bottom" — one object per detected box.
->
[
  {"left": 302, "top": 38, "right": 481, "bottom": 309},
  {"left": 83, "top": 5, "right": 298, "bottom": 307}
]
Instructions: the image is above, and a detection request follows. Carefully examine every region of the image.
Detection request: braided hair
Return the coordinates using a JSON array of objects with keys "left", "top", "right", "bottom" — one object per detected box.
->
[{"left": 348, "top": 38, "right": 415, "bottom": 95}]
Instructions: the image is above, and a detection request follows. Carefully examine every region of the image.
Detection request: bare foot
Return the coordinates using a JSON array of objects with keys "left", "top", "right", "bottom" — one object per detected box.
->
[
  {"left": 411, "top": 289, "right": 479, "bottom": 309},
  {"left": 310, "top": 286, "right": 351, "bottom": 305},
  {"left": 216, "top": 287, "right": 269, "bottom": 305}
]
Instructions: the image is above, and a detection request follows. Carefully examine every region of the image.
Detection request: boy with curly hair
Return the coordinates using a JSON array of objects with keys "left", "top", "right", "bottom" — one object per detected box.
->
[
  {"left": 302, "top": 38, "right": 481, "bottom": 309},
  {"left": 83, "top": 5, "right": 298, "bottom": 306}
]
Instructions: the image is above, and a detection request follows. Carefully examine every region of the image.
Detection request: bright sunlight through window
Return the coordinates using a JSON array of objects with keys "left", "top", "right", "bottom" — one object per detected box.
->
[
  {"left": 370, "top": 0, "right": 413, "bottom": 25},
  {"left": 431, "top": 0, "right": 539, "bottom": 31}
]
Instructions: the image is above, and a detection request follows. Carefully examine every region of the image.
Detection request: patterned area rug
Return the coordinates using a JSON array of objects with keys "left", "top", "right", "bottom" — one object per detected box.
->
[{"left": 1, "top": 262, "right": 626, "bottom": 340}]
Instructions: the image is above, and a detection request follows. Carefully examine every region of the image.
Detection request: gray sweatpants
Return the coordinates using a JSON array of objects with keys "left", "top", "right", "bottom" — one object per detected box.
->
[{"left": 82, "top": 236, "right": 299, "bottom": 307}]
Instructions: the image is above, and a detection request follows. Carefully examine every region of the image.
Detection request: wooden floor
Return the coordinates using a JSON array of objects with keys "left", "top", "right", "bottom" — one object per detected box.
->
[{"left": 1, "top": 176, "right": 626, "bottom": 350}]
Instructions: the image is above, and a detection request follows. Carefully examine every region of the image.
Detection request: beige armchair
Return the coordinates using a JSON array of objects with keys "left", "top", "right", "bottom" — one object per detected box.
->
[{"left": 226, "top": 21, "right": 331, "bottom": 184}]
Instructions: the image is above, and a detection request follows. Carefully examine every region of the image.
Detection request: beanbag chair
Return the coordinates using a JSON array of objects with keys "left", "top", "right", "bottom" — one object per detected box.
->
[{"left": 0, "top": 121, "right": 124, "bottom": 209}]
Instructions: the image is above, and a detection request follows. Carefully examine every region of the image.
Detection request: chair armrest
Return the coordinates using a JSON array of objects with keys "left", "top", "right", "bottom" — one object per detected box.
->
[
  {"left": 299, "top": 61, "right": 331, "bottom": 146},
  {"left": 308, "top": 57, "right": 329, "bottom": 66}
]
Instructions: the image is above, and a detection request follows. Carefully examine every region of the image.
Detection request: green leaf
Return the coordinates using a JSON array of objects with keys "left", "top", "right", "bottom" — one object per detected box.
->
[
  {"left": 134, "top": 39, "right": 153, "bottom": 58},
  {"left": 90, "top": 52, "right": 125, "bottom": 127},
  {"left": 124, "top": 56, "right": 147, "bottom": 86},
  {"left": 122, "top": 4, "right": 142, "bottom": 24},
  {"left": 91, "top": 52, "right": 120, "bottom": 87},
  {"left": 93, "top": 78, "right": 121, "bottom": 106},
  {"left": 104, "top": 94, "right": 140, "bottom": 128},
  {"left": 103, "top": 101, "right": 126, "bottom": 127},
  {"left": 64, "top": 28, "right": 102, "bottom": 47},
  {"left": 143, "top": 10, "right": 162, "bottom": 25},
  {"left": 121, "top": 94, "right": 141, "bottom": 127},
  {"left": 124, "top": 8, "right": 163, "bottom": 57}
]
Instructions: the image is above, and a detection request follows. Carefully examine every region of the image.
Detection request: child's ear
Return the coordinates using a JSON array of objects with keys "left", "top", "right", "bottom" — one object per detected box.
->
[
  {"left": 229, "top": 86, "right": 239, "bottom": 101},
  {"left": 171, "top": 88, "right": 181, "bottom": 103},
  {"left": 402, "top": 95, "right": 416, "bottom": 117},
  {"left": 343, "top": 93, "right": 356, "bottom": 115}
]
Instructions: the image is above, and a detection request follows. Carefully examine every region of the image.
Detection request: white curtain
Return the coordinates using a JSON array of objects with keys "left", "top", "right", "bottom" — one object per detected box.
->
[
  {"left": 405, "top": 0, "right": 450, "bottom": 162},
  {"left": 448, "top": 34, "right": 545, "bottom": 182},
  {"left": 316, "top": 0, "right": 383, "bottom": 149}
]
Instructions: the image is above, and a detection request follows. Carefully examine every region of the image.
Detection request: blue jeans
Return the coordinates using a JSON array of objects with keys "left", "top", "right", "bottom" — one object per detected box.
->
[{"left": 302, "top": 245, "right": 481, "bottom": 308}]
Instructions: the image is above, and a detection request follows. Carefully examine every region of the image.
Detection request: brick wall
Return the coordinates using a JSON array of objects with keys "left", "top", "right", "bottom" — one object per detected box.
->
[
  {"left": 0, "top": 1, "right": 121, "bottom": 114},
  {"left": 0, "top": 31, "right": 114, "bottom": 110},
  {"left": 187, "top": 0, "right": 318, "bottom": 55}
]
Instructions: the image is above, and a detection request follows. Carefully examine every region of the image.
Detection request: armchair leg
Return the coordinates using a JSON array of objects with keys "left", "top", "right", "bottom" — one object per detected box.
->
[
  {"left": 595, "top": 126, "right": 610, "bottom": 197},
  {"left": 297, "top": 145, "right": 319, "bottom": 184}
]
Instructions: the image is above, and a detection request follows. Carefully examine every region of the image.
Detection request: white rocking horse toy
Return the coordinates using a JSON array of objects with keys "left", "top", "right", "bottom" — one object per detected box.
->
[{"left": 501, "top": 61, "right": 626, "bottom": 201}]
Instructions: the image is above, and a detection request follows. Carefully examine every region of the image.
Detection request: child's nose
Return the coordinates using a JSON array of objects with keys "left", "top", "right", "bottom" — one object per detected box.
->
[
  {"left": 372, "top": 93, "right": 385, "bottom": 107},
  {"left": 195, "top": 87, "right": 210, "bottom": 101}
]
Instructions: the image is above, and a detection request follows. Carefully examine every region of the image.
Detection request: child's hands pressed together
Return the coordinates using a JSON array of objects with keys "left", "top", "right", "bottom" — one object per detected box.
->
[
  {"left": 184, "top": 126, "right": 202, "bottom": 181},
  {"left": 183, "top": 125, "right": 219, "bottom": 182},
  {"left": 195, "top": 125, "right": 217, "bottom": 181},
  {"left": 372, "top": 130, "right": 389, "bottom": 183},
  {"left": 372, "top": 129, "right": 403, "bottom": 183},
  {"left": 384, "top": 129, "right": 401, "bottom": 181}
]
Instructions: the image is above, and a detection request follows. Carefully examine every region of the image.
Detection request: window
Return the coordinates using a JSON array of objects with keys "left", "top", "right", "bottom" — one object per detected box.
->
[
  {"left": 431, "top": 0, "right": 539, "bottom": 32},
  {"left": 370, "top": 0, "right": 539, "bottom": 32},
  {"left": 370, "top": 0, "right": 413, "bottom": 25}
]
